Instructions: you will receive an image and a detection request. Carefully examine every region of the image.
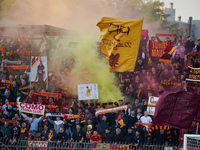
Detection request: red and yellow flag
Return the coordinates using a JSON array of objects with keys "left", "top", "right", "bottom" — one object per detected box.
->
[
  {"left": 97, "top": 17, "right": 143, "bottom": 72},
  {"left": 159, "top": 46, "right": 176, "bottom": 64}
]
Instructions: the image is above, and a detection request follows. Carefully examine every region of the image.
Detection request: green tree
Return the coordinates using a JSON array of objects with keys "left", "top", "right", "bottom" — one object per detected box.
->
[
  {"left": 140, "top": 0, "right": 169, "bottom": 22},
  {"left": 0, "top": 0, "right": 15, "bottom": 20}
]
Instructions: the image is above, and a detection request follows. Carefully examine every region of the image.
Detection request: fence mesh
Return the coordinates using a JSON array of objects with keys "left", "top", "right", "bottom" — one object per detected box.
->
[{"left": 0, "top": 138, "right": 178, "bottom": 150}]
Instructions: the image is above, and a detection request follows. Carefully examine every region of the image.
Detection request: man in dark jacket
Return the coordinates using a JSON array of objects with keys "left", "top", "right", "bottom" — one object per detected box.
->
[
  {"left": 127, "top": 110, "right": 138, "bottom": 128},
  {"left": 98, "top": 115, "right": 109, "bottom": 136},
  {"left": 133, "top": 130, "right": 144, "bottom": 147},
  {"left": 125, "top": 127, "right": 134, "bottom": 144},
  {"left": 195, "top": 39, "right": 200, "bottom": 52},
  {"left": 156, "top": 129, "right": 168, "bottom": 144},
  {"left": 103, "top": 128, "right": 111, "bottom": 143},
  {"left": 185, "top": 36, "right": 195, "bottom": 54},
  {"left": 111, "top": 128, "right": 124, "bottom": 144},
  {"left": 41, "top": 124, "right": 49, "bottom": 141},
  {"left": 110, "top": 119, "right": 121, "bottom": 134},
  {"left": 56, "top": 127, "right": 68, "bottom": 145},
  {"left": 71, "top": 124, "right": 84, "bottom": 142}
]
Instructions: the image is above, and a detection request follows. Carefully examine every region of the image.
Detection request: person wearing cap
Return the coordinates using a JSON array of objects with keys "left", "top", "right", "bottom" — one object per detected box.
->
[
  {"left": 118, "top": 99, "right": 124, "bottom": 106},
  {"left": 82, "top": 118, "right": 94, "bottom": 132},
  {"left": 20, "top": 112, "right": 44, "bottom": 137},
  {"left": 85, "top": 124, "right": 93, "bottom": 142},
  {"left": 27, "top": 130, "right": 34, "bottom": 140}
]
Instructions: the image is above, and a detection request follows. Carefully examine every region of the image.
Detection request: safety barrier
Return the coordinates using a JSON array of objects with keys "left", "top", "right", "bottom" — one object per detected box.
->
[{"left": 0, "top": 138, "right": 178, "bottom": 150}]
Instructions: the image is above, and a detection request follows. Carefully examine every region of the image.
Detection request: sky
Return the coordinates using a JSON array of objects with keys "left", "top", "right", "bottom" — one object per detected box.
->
[{"left": 159, "top": 0, "right": 200, "bottom": 22}]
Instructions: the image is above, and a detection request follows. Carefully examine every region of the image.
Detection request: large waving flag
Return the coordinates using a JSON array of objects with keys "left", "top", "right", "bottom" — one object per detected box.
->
[
  {"left": 153, "top": 90, "right": 200, "bottom": 129},
  {"left": 97, "top": 17, "right": 143, "bottom": 72}
]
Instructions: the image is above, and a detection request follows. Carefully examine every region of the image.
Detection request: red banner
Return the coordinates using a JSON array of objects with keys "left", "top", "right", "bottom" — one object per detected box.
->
[
  {"left": 155, "top": 33, "right": 177, "bottom": 38},
  {"left": 153, "top": 91, "right": 200, "bottom": 129},
  {"left": 0, "top": 46, "right": 5, "bottom": 53},
  {"left": 4, "top": 65, "right": 30, "bottom": 70},
  {"left": 19, "top": 86, "right": 30, "bottom": 91},
  {"left": 6, "top": 102, "right": 18, "bottom": 107},
  {"left": 187, "top": 82, "right": 200, "bottom": 88},
  {"left": 64, "top": 114, "right": 83, "bottom": 120},
  {"left": 187, "top": 52, "right": 200, "bottom": 56},
  {"left": 30, "top": 91, "right": 62, "bottom": 99},
  {"left": 0, "top": 118, "right": 18, "bottom": 126},
  {"left": 161, "top": 81, "right": 184, "bottom": 87},
  {"left": 149, "top": 40, "right": 171, "bottom": 57},
  {"left": 0, "top": 84, "right": 11, "bottom": 90}
]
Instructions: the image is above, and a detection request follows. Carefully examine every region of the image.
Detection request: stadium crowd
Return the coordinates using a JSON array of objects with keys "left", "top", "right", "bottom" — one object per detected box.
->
[{"left": 0, "top": 33, "right": 199, "bottom": 149}]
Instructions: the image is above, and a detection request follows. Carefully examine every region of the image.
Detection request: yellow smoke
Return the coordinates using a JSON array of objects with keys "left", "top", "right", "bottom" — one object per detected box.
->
[{"left": 51, "top": 34, "right": 122, "bottom": 102}]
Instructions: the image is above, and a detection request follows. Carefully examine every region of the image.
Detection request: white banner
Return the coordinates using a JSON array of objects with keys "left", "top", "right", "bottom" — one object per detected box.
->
[
  {"left": 28, "top": 141, "right": 48, "bottom": 150},
  {"left": 95, "top": 105, "right": 127, "bottom": 116},
  {"left": 30, "top": 56, "right": 48, "bottom": 82},
  {"left": 147, "top": 96, "right": 159, "bottom": 116},
  {"left": 18, "top": 102, "right": 45, "bottom": 115},
  {"left": 77, "top": 83, "right": 99, "bottom": 100}
]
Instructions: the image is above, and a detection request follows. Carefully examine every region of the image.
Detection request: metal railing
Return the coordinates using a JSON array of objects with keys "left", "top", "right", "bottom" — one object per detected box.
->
[{"left": 0, "top": 138, "right": 178, "bottom": 150}]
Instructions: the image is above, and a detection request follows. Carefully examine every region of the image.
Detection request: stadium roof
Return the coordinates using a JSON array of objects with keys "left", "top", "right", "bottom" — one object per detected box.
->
[{"left": 0, "top": 24, "right": 69, "bottom": 36}]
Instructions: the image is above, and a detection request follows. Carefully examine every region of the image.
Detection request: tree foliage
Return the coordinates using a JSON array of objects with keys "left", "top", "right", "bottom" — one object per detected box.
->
[
  {"left": 0, "top": 0, "right": 15, "bottom": 20},
  {"left": 140, "top": 0, "right": 169, "bottom": 22}
]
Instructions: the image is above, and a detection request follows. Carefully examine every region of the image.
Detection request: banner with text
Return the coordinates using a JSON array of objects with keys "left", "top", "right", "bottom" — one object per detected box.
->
[
  {"left": 18, "top": 102, "right": 45, "bottom": 115},
  {"left": 97, "top": 17, "right": 143, "bottom": 72},
  {"left": 186, "top": 66, "right": 200, "bottom": 82},
  {"left": 147, "top": 96, "right": 159, "bottom": 115},
  {"left": 149, "top": 40, "right": 171, "bottom": 58},
  {"left": 31, "top": 56, "right": 48, "bottom": 82},
  {"left": 77, "top": 83, "right": 99, "bottom": 100},
  {"left": 95, "top": 143, "right": 129, "bottom": 150},
  {"left": 28, "top": 141, "right": 48, "bottom": 150}
]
